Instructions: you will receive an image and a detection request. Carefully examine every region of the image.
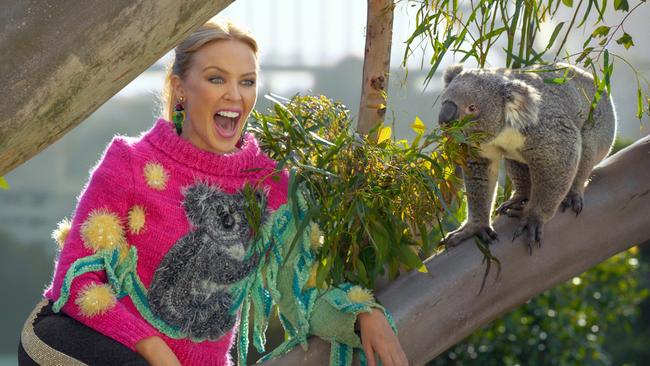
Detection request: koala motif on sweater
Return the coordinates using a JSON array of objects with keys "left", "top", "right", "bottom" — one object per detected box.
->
[
  {"left": 439, "top": 63, "right": 616, "bottom": 252},
  {"left": 148, "top": 181, "right": 267, "bottom": 341}
]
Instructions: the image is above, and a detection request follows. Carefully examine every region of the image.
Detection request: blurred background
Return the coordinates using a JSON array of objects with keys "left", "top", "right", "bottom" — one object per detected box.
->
[{"left": 2, "top": 0, "right": 649, "bottom": 365}]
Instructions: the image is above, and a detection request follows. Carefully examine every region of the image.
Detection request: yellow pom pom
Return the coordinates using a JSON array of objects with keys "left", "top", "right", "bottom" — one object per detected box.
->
[
  {"left": 80, "top": 208, "right": 126, "bottom": 252},
  {"left": 75, "top": 283, "right": 116, "bottom": 317},
  {"left": 347, "top": 285, "right": 374, "bottom": 304},
  {"left": 309, "top": 222, "right": 324, "bottom": 250},
  {"left": 127, "top": 205, "right": 146, "bottom": 235},
  {"left": 143, "top": 162, "right": 169, "bottom": 191},
  {"left": 51, "top": 217, "right": 72, "bottom": 249}
]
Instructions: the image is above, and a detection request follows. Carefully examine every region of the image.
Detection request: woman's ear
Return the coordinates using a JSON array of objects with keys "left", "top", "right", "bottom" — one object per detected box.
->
[{"left": 170, "top": 74, "right": 185, "bottom": 102}]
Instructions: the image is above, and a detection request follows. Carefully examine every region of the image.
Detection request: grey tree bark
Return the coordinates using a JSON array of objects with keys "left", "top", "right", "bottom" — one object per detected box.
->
[
  {"left": 260, "top": 136, "right": 650, "bottom": 365},
  {"left": 0, "top": 0, "right": 234, "bottom": 176},
  {"left": 356, "top": 0, "right": 394, "bottom": 136}
]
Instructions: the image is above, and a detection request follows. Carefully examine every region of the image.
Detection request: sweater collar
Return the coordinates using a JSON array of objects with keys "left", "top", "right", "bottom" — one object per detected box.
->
[{"left": 142, "top": 118, "right": 273, "bottom": 176}]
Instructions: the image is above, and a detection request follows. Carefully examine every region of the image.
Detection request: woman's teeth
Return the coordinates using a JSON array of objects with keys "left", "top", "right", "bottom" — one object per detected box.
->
[{"left": 217, "top": 111, "right": 240, "bottom": 118}]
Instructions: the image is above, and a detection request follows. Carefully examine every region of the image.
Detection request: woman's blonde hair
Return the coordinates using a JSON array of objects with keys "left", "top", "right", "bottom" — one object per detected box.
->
[{"left": 160, "top": 19, "right": 259, "bottom": 121}]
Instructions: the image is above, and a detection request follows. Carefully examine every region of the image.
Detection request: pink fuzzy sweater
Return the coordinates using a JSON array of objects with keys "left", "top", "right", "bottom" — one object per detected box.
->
[{"left": 43, "top": 118, "right": 288, "bottom": 365}]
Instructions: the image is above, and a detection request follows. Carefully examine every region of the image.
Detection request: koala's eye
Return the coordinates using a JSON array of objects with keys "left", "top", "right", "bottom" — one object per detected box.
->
[{"left": 467, "top": 104, "right": 478, "bottom": 114}]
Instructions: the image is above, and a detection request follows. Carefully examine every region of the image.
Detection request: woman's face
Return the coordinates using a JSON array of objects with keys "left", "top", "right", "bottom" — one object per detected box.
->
[{"left": 172, "top": 39, "right": 258, "bottom": 154}]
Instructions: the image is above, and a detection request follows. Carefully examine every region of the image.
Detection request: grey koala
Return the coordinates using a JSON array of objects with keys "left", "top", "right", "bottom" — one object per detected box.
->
[
  {"left": 439, "top": 63, "right": 616, "bottom": 252},
  {"left": 148, "top": 181, "right": 267, "bottom": 341}
]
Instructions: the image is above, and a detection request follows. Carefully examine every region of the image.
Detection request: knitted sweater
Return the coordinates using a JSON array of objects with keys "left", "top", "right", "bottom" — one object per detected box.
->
[{"left": 43, "top": 118, "right": 289, "bottom": 365}]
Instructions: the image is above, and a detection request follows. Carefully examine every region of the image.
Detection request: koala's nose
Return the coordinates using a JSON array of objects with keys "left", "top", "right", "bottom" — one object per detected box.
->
[
  {"left": 438, "top": 101, "right": 458, "bottom": 126},
  {"left": 222, "top": 214, "right": 235, "bottom": 230}
]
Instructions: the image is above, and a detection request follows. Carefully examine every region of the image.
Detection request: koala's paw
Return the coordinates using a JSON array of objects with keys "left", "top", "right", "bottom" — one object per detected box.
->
[
  {"left": 496, "top": 195, "right": 528, "bottom": 217},
  {"left": 512, "top": 214, "right": 545, "bottom": 255},
  {"left": 561, "top": 190, "right": 583, "bottom": 216},
  {"left": 442, "top": 223, "right": 498, "bottom": 247}
]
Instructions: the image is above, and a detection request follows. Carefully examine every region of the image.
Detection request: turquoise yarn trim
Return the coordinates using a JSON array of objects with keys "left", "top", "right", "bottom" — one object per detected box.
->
[
  {"left": 237, "top": 297, "right": 251, "bottom": 366},
  {"left": 330, "top": 342, "right": 353, "bottom": 366}
]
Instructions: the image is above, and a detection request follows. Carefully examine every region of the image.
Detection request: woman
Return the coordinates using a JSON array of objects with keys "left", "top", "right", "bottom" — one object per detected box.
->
[{"left": 18, "top": 19, "right": 407, "bottom": 366}]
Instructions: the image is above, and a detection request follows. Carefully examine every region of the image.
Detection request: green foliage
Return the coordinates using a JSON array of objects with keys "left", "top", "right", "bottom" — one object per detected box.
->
[
  {"left": 249, "top": 94, "right": 484, "bottom": 288},
  {"left": 403, "top": 0, "right": 650, "bottom": 121},
  {"left": 430, "top": 248, "right": 649, "bottom": 365}
]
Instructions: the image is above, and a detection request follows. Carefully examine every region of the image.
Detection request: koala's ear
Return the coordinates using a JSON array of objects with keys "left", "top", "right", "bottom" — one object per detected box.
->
[
  {"left": 443, "top": 64, "right": 464, "bottom": 87},
  {"left": 183, "top": 182, "right": 224, "bottom": 226},
  {"left": 502, "top": 79, "right": 541, "bottom": 130}
]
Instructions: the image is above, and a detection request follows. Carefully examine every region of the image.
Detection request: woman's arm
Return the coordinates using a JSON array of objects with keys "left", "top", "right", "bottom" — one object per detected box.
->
[
  {"left": 49, "top": 138, "right": 163, "bottom": 351},
  {"left": 358, "top": 308, "right": 408, "bottom": 366},
  {"left": 267, "top": 206, "right": 406, "bottom": 364}
]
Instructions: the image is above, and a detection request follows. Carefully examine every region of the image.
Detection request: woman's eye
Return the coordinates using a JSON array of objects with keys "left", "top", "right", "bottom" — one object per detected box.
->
[
  {"left": 241, "top": 79, "right": 256, "bottom": 87},
  {"left": 209, "top": 76, "right": 225, "bottom": 84}
]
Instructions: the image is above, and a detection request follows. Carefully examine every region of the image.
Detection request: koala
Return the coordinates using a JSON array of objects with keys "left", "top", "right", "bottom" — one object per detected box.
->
[
  {"left": 439, "top": 63, "right": 616, "bottom": 252},
  {"left": 148, "top": 181, "right": 267, "bottom": 341}
]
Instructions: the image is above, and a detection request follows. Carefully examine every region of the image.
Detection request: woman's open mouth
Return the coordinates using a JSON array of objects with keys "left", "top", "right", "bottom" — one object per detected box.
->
[{"left": 213, "top": 110, "right": 241, "bottom": 138}]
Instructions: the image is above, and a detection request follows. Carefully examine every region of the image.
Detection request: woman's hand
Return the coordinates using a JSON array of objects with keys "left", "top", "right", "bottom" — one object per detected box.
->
[
  {"left": 134, "top": 336, "right": 181, "bottom": 366},
  {"left": 357, "top": 308, "right": 408, "bottom": 366}
]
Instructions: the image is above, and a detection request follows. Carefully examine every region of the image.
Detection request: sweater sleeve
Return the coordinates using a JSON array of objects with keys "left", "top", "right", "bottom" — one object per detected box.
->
[
  {"left": 265, "top": 184, "right": 390, "bottom": 349},
  {"left": 48, "top": 138, "right": 161, "bottom": 350},
  {"left": 274, "top": 244, "right": 373, "bottom": 348}
]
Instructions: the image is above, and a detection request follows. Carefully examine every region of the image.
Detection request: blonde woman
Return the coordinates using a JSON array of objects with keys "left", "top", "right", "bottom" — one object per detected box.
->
[{"left": 18, "top": 19, "right": 407, "bottom": 366}]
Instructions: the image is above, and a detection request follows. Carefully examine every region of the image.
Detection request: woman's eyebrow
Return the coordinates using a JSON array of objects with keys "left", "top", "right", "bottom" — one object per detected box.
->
[{"left": 202, "top": 66, "right": 257, "bottom": 77}]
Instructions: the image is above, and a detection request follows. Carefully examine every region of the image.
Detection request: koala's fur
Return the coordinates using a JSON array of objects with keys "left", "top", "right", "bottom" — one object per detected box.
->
[
  {"left": 148, "top": 181, "right": 267, "bottom": 341},
  {"left": 439, "top": 63, "right": 616, "bottom": 251}
]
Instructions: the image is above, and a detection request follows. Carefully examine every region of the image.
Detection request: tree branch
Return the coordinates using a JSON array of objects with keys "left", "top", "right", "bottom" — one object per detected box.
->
[
  {"left": 357, "top": 0, "right": 395, "bottom": 136},
  {"left": 260, "top": 136, "right": 650, "bottom": 365},
  {"left": 0, "top": 0, "right": 235, "bottom": 175}
]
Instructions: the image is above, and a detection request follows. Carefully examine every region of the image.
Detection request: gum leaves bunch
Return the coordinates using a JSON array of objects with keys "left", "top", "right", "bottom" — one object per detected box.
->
[{"left": 248, "top": 94, "right": 482, "bottom": 289}]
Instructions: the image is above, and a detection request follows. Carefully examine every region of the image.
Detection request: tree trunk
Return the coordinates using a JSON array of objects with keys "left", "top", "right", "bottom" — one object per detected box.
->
[
  {"left": 0, "top": 0, "right": 234, "bottom": 176},
  {"left": 260, "top": 136, "right": 650, "bottom": 365},
  {"left": 356, "top": 0, "right": 395, "bottom": 136}
]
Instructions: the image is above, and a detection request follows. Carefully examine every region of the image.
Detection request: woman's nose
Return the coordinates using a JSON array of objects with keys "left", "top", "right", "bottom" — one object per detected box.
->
[{"left": 223, "top": 83, "right": 242, "bottom": 101}]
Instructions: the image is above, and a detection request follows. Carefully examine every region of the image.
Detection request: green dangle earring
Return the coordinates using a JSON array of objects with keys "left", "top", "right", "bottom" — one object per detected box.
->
[{"left": 172, "top": 96, "right": 185, "bottom": 135}]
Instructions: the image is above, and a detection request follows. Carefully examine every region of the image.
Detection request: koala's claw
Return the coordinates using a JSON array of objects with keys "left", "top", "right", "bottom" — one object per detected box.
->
[
  {"left": 496, "top": 196, "right": 528, "bottom": 217},
  {"left": 512, "top": 215, "right": 544, "bottom": 255},
  {"left": 561, "top": 191, "right": 584, "bottom": 216},
  {"left": 443, "top": 224, "right": 498, "bottom": 247},
  {"left": 477, "top": 227, "right": 499, "bottom": 244}
]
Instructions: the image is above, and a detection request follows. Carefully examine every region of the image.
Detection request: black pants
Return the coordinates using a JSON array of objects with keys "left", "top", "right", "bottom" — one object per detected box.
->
[{"left": 18, "top": 299, "right": 149, "bottom": 366}]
